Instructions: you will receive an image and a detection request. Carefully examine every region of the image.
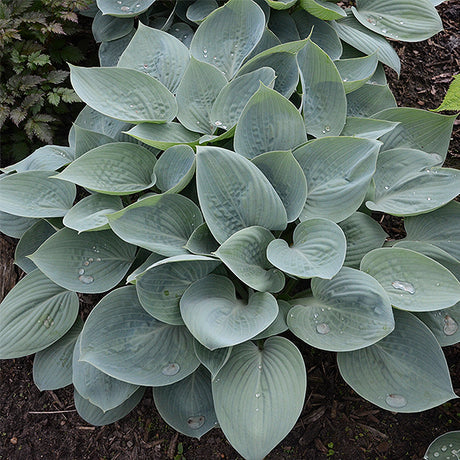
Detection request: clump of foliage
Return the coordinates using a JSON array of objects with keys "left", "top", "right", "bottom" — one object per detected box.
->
[
  {"left": 0, "top": 0, "right": 91, "bottom": 160},
  {"left": 1, "top": 1, "right": 459, "bottom": 459}
]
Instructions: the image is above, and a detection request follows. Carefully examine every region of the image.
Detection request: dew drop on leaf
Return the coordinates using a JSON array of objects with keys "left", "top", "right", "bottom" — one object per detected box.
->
[
  {"left": 385, "top": 394, "right": 407, "bottom": 408},
  {"left": 78, "top": 275, "right": 94, "bottom": 284},
  {"left": 161, "top": 363, "right": 180, "bottom": 376},
  {"left": 121, "top": 6, "right": 130, "bottom": 11},
  {"left": 443, "top": 315, "right": 458, "bottom": 336},
  {"left": 391, "top": 280, "right": 415, "bottom": 294},
  {"left": 316, "top": 323, "right": 330, "bottom": 335},
  {"left": 187, "top": 415, "right": 205, "bottom": 429},
  {"left": 78, "top": 268, "right": 85, "bottom": 275}
]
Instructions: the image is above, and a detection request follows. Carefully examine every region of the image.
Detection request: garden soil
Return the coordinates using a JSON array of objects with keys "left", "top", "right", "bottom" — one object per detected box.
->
[{"left": 0, "top": 3, "right": 459, "bottom": 459}]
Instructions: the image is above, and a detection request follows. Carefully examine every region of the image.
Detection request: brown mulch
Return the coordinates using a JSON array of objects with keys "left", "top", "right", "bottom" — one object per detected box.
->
[{"left": 1, "top": 3, "right": 459, "bottom": 459}]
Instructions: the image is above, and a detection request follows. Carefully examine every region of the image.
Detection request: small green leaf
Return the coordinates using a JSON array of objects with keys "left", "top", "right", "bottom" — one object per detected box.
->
[
  {"left": 212, "top": 337, "right": 306, "bottom": 460},
  {"left": 288, "top": 267, "right": 394, "bottom": 351},
  {"left": 153, "top": 366, "right": 218, "bottom": 438},
  {"left": 55, "top": 143, "right": 157, "bottom": 195},
  {"left": 215, "top": 226, "right": 285, "bottom": 293},
  {"left": 33, "top": 318, "right": 83, "bottom": 391},
  {"left": 135, "top": 254, "right": 221, "bottom": 325},
  {"left": 29, "top": 228, "right": 136, "bottom": 294},
  {"left": 70, "top": 65, "right": 177, "bottom": 123},
  {"left": 118, "top": 22, "right": 190, "bottom": 93},
  {"left": 0, "top": 270, "right": 79, "bottom": 359},
  {"left": 108, "top": 194, "right": 203, "bottom": 256},
  {"left": 297, "top": 38, "right": 347, "bottom": 137},
  {"left": 352, "top": 0, "right": 442, "bottom": 42},
  {"left": 234, "top": 84, "right": 307, "bottom": 159},
  {"left": 80, "top": 286, "right": 200, "bottom": 386},
  {"left": 0, "top": 171, "right": 76, "bottom": 218},
  {"left": 190, "top": 0, "right": 266, "bottom": 79},
  {"left": 360, "top": 248, "right": 460, "bottom": 311},
  {"left": 337, "top": 310, "right": 456, "bottom": 412},
  {"left": 267, "top": 219, "right": 346, "bottom": 279},
  {"left": 63, "top": 194, "right": 123, "bottom": 233},
  {"left": 196, "top": 146, "right": 287, "bottom": 243},
  {"left": 433, "top": 74, "right": 460, "bottom": 112},
  {"left": 180, "top": 274, "right": 279, "bottom": 350}
]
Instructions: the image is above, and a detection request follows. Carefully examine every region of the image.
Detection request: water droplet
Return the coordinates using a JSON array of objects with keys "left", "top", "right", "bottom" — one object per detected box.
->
[
  {"left": 442, "top": 446, "right": 448, "bottom": 452},
  {"left": 255, "top": 393, "right": 261, "bottom": 398},
  {"left": 325, "top": 126, "right": 331, "bottom": 132},
  {"left": 258, "top": 364, "right": 262, "bottom": 370},
  {"left": 384, "top": 185, "right": 389, "bottom": 190},
  {"left": 391, "top": 280, "right": 415, "bottom": 295},
  {"left": 443, "top": 315, "right": 458, "bottom": 336},
  {"left": 450, "top": 444, "right": 453, "bottom": 448},
  {"left": 88, "top": 258, "right": 93, "bottom": 263},
  {"left": 213, "top": 56, "right": 217, "bottom": 60},
  {"left": 143, "top": 64, "right": 148, "bottom": 68},
  {"left": 78, "top": 268, "right": 85, "bottom": 275},
  {"left": 434, "top": 453, "right": 440, "bottom": 458},
  {"left": 322, "top": 129, "right": 326, "bottom": 134},
  {"left": 79, "top": 275, "right": 94, "bottom": 284},
  {"left": 129, "top": 104, "right": 134, "bottom": 108},
  {"left": 117, "top": 0, "right": 121, "bottom": 3},
  {"left": 136, "top": 3, "right": 140, "bottom": 6},
  {"left": 43, "top": 316, "right": 53, "bottom": 328},
  {"left": 83, "top": 260, "right": 90, "bottom": 266},
  {"left": 381, "top": 28, "right": 387, "bottom": 33},
  {"left": 316, "top": 323, "right": 330, "bottom": 335},
  {"left": 255, "top": 408, "right": 259, "bottom": 412},
  {"left": 162, "top": 363, "right": 180, "bottom": 376},
  {"left": 385, "top": 394, "right": 407, "bottom": 408},
  {"left": 96, "top": 258, "right": 101, "bottom": 262},
  {"left": 187, "top": 415, "right": 205, "bottom": 429},
  {"left": 343, "top": 78, "right": 348, "bottom": 82},
  {"left": 399, "top": 21, "right": 404, "bottom": 25},
  {"left": 121, "top": 5, "right": 130, "bottom": 11}
]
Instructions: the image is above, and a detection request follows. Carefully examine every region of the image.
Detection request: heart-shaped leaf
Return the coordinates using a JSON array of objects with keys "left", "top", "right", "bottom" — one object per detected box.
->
[
  {"left": 73, "top": 335, "right": 139, "bottom": 412},
  {"left": 338, "top": 212, "right": 387, "bottom": 268},
  {"left": 352, "top": 0, "right": 442, "bottom": 42},
  {"left": 297, "top": 38, "right": 347, "bottom": 138},
  {"left": 153, "top": 366, "right": 218, "bottom": 438},
  {"left": 153, "top": 145, "right": 196, "bottom": 194},
  {"left": 15, "top": 220, "right": 56, "bottom": 273},
  {"left": 190, "top": 0, "right": 265, "bottom": 79},
  {"left": 292, "top": 10, "right": 342, "bottom": 60},
  {"left": 33, "top": 317, "right": 83, "bottom": 391},
  {"left": 360, "top": 248, "right": 460, "bottom": 311},
  {"left": 80, "top": 286, "right": 200, "bottom": 386},
  {"left": 373, "top": 108, "right": 457, "bottom": 160},
  {"left": 0, "top": 270, "right": 79, "bottom": 359},
  {"left": 63, "top": 194, "right": 123, "bottom": 233},
  {"left": 294, "top": 137, "right": 381, "bottom": 222},
  {"left": 234, "top": 84, "right": 307, "bottom": 159},
  {"left": 74, "top": 387, "right": 145, "bottom": 426},
  {"left": 108, "top": 194, "right": 203, "bottom": 256},
  {"left": 416, "top": 303, "right": 460, "bottom": 348},
  {"left": 0, "top": 212, "right": 38, "bottom": 239},
  {"left": 92, "top": 10, "right": 134, "bottom": 43},
  {"left": 0, "top": 171, "right": 76, "bottom": 218},
  {"left": 335, "top": 53, "right": 378, "bottom": 93},
  {"left": 73, "top": 125, "right": 115, "bottom": 159},
  {"left": 126, "top": 123, "right": 201, "bottom": 151},
  {"left": 135, "top": 254, "right": 221, "bottom": 325},
  {"left": 288, "top": 267, "right": 394, "bottom": 351},
  {"left": 70, "top": 65, "right": 177, "bottom": 123},
  {"left": 196, "top": 146, "right": 287, "bottom": 243},
  {"left": 98, "top": 30, "right": 136, "bottom": 67},
  {"left": 55, "top": 143, "right": 157, "bottom": 195},
  {"left": 176, "top": 58, "right": 227, "bottom": 134},
  {"left": 340, "top": 117, "right": 399, "bottom": 139},
  {"left": 331, "top": 11, "right": 400, "bottom": 74},
  {"left": 237, "top": 40, "right": 307, "bottom": 98},
  {"left": 252, "top": 150, "right": 308, "bottom": 222},
  {"left": 118, "top": 22, "right": 190, "bottom": 93},
  {"left": 215, "top": 226, "right": 285, "bottom": 293},
  {"left": 180, "top": 274, "right": 279, "bottom": 350},
  {"left": 28, "top": 228, "right": 137, "bottom": 294},
  {"left": 346, "top": 83, "right": 396, "bottom": 117},
  {"left": 193, "top": 341, "right": 232, "bottom": 380},
  {"left": 187, "top": 0, "right": 219, "bottom": 23},
  {"left": 402, "top": 202, "right": 460, "bottom": 261},
  {"left": 267, "top": 218, "right": 346, "bottom": 279},
  {"left": 337, "top": 310, "right": 457, "bottom": 412},
  {"left": 212, "top": 337, "right": 306, "bottom": 460},
  {"left": 210, "top": 67, "right": 276, "bottom": 131}
]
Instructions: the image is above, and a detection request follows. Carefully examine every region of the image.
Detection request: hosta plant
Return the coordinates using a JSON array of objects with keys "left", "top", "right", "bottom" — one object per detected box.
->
[{"left": 1, "top": 0, "right": 459, "bottom": 459}]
